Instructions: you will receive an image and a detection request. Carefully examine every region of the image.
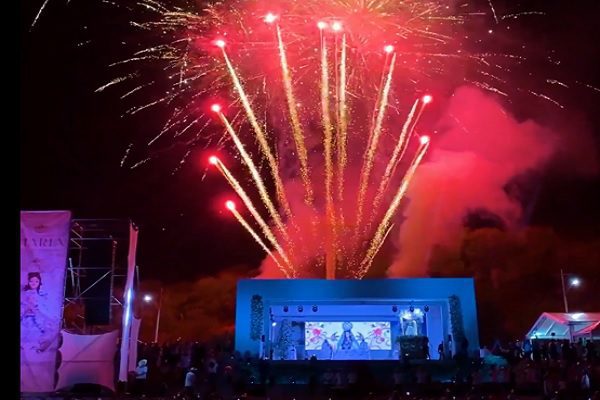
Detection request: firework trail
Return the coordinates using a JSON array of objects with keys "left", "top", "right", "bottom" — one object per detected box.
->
[
  {"left": 211, "top": 156, "right": 294, "bottom": 271},
  {"left": 368, "top": 97, "right": 428, "bottom": 228},
  {"left": 275, "top": 23, "right": 313, "bottom": 205},
  {"left": 359, "top": 137, "right": 430, "bottom": 277},
  {"left": 30, "top": 0, "right": 52, "bottom": 30},
  {"left": 219, "top": 46, "right": 293, "bottom": 218},
  {"left": 214, "top": 108, "right": 289, "bottom": 241},
  {"left": 355, "top": 52, "right": 396, "bottom": 231},
  {"left": 320, "top": 34, "right": 338, "bottom": 280},
  {"left": 226, "top": 200, "right": 292, "bottom": 277},
  {"left": 336, "top": 34, "right": 348, "bottom": 205}
]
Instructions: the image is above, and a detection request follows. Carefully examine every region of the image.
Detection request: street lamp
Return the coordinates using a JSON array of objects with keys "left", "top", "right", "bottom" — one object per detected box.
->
[
  {"left": 143, "top": 288, "right": 164, "bottom": 343},
  {"left": 560, "top": 269, "right": 580, "bottom": 313}
]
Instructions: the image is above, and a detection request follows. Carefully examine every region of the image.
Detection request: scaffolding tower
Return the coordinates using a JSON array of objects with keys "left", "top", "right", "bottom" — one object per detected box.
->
[{"left": 64, "top": 218, "right": 138, "bottom": 333}]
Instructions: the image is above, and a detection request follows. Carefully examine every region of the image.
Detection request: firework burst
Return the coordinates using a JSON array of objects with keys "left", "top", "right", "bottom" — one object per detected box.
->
[{"left": 105, "top": 0, "right": 580, "bottom": 278}]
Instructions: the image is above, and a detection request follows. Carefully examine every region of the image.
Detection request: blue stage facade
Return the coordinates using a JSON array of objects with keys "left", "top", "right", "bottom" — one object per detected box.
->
[{"left": 235, "top": 279, "right": 479, "bottom": 361}]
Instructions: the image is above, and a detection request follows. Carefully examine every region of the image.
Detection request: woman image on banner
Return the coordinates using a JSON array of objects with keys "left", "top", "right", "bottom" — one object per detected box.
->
[{"left": 20, "top": 272, "right": 52, "bottom": 352}]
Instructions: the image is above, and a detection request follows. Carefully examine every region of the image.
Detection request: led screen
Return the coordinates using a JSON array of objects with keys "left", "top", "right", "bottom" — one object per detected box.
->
[{"left": 305, "top": 321, "right": 391, "bottom": 350}]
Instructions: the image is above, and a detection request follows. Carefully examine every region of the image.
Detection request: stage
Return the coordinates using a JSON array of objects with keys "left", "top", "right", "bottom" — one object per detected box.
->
[{"left": 234, "top": 279, "right": 480, "bottom": 362}]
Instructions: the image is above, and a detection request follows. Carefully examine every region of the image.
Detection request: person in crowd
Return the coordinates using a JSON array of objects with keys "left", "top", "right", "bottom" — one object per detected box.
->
[
  {"left": 183, "top": 367, "right": 197, "bottom": 398},
  {"left": 438, "top": 341, "right": 445, "bottom": 360},
  {"left": 135, "top": 359, "right": 149, "bottom": 396}
]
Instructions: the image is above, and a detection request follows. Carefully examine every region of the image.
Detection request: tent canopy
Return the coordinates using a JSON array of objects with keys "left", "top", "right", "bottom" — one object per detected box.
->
[{"left": 526, "top": 312, "right": 600, "bottom": 340}]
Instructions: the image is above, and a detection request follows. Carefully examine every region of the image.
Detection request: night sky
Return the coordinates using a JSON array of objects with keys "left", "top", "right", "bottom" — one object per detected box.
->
[{"left": 20, "top": 0, "right": 600, "bottom": 284}]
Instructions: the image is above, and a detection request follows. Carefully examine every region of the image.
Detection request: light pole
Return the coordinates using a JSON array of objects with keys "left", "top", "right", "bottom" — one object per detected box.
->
[
  {"left": 143, "top": 288, "right": 164, "bottom": 343},
  {"left": 560, "top": 269, "right": 580, "bottom": 313}
]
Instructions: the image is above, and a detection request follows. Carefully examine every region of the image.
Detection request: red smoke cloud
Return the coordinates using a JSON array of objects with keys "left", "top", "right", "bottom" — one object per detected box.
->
[{"left": 388, "top": 86, "right": 558, "bottom": 276}]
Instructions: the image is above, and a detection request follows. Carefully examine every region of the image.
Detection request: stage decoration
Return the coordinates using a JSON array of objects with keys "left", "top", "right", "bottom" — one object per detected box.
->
[
  {"left": 400, "top": 307, "right": 426, "bottom": 336},
  {"left": 448, "top": 294, "right": 467, "bottom": 354},
  {"left": 276, "top": 319, "right": 294, "bottom": 360},
  {"left": 250, "top": 294, "right": 264, "bottom": 341}
]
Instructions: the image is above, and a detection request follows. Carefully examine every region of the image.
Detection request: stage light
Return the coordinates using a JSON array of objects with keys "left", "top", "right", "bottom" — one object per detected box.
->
[
  {"left": 211, "top": 104, "right": 222, "bottom": 113},
  {"left": 214, "top": 39, "right": 226, "bottom": 48},
  {"left": 264, "top": 13, "right": 277, "bottom": 24},
  {"left": 225, "top": 200, "right": 236, "bottom": 211},
  {"left": 208, "top": 155, "right": 219, "bottom": 165},
  {"left": 298, "top": 305, "right": 303, "bottom": 312},
  {"left": 422, "top": 94, "right": 433, "bottom": 104},
  {"left": 272, "top": 322, "right": 277, "bottom": 327},
  {"left": 384, "top": 45, "right": 394, "bottom": 54},
  {"left": 420, "top": 135, "right": 430, "bottom": 145},
  {"left": 317, "top": 21, "right": 328, "bottom": 30},
  {"left": 331, "top": 21, "right": 343, "bottom": 32},
  {"left": 143, "top": 294, "right": 152, "bottom": 303},
  {"left": 312, "top": 305, "right": 318, "bottom": 312}
]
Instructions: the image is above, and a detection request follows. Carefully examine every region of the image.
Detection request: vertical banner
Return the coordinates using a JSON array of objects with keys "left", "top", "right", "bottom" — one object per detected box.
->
[
  {"left": 20, "top": 211, "right": 71, "bottom": 393},
  {"left": 119, "top": 223, "right": 138, "bottom": 382}
]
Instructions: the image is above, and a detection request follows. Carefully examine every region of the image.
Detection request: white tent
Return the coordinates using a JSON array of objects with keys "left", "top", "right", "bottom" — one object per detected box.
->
[
  {"left": 526, "top": 312, "right": 600, "bottom": 341},
  {"left": 56, "top": 330, "right": 119, "bottom": 391}
]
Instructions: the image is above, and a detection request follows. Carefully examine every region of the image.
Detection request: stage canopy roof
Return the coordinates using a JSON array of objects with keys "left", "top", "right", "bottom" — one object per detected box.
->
[{"left": 525, "top": 312, "right": 600, "bottom": 340}]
